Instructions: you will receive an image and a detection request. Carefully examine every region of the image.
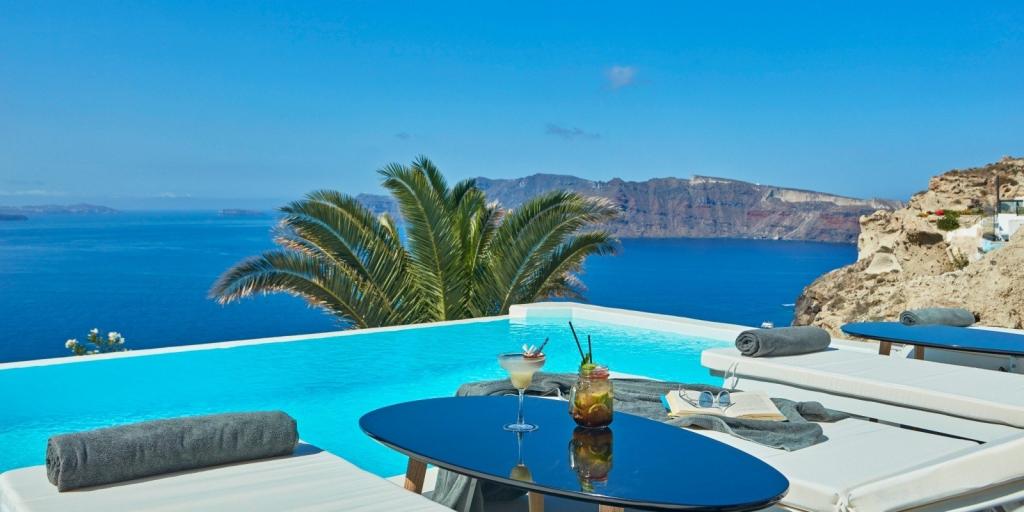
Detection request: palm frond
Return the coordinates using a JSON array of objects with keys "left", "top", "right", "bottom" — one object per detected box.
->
[
  {"left": 488, "top": 192, "right": 619, "bottom": 312},
  {"left": 210, "top": 251, "right": 381, "bottom": 328},
  {"left": 212, "top": 157, "right": 620, "bottom": 328},
  {"left": 276, "top": 190, "right": 412, "bottom": 319},
  {"left": 527, "top": 231, "right": 619, "bottom": 302},
  {"left": 379, "top": 161, "right": 471, "bottom": 320}
]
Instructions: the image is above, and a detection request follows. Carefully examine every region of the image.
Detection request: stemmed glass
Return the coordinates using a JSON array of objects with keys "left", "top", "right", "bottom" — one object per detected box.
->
[
  {"left": 509, "top": 431, "right": 532, "bottom": 482},
  {"left": 498, "top": 352, "right": 546, "bottom": 431}
]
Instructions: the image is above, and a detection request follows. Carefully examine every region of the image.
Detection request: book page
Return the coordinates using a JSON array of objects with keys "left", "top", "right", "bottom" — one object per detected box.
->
[
  {"left": 665, "top": 390, "right": 785, "bottom": 421},
  {"left": 724, "top": 391, "right": 785, "bottom": 421}
]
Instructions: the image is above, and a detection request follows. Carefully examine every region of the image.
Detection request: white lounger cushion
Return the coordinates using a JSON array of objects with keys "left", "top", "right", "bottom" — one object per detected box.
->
[
  {"left": 0, "top": 444, "right": 449, "bottom": 512},
  {"left": 694, "top": 419, "right": 978, "bottom": 512},
  {"left": 702, "top": 347, "right": 1024, "bottom": 428},
  {"left": 847, "top": 432, "right": 1024, "bottom": 512}
]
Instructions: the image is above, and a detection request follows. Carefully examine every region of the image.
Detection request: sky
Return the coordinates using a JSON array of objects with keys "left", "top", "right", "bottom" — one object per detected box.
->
[{"left": 1, "top": 1, "right": 1022, "bottom": 209}]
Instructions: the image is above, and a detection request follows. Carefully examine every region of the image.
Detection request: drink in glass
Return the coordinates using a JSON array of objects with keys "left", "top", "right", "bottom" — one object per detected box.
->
[
  {"left": 569, "top": 364, "right": 614, "bottom": 428},
  {"left": 498, "top": 352, "right": 546, "bottom": 432}
]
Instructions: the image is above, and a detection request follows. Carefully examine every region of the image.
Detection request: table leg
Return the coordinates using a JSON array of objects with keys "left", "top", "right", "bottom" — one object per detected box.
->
[
  {"left": 460, "top": 479, "right": 479, "bottom": 512},
  {"left": 404, "top": 457, "right": 427, "bottom": 493},
  {"left": 878, "top": 341, "right": 892, "bottom": 356},
  {"left": 913, "top": 345, "right": 925, "bottom": 360},
  {"left": 528, "top": 491, "right": 544, "bottom": 512},
  {"left": 598, "top": 506, "right": 624, "bottom": 512}
]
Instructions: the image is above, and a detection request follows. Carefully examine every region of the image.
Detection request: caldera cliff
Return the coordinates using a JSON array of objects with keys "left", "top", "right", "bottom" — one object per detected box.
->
[
  {"left": 794, "top": 157, "right": 1024, "bottom": 333},
  {"left": 360, "top": 174, "right": 899, "bottom": 243}
]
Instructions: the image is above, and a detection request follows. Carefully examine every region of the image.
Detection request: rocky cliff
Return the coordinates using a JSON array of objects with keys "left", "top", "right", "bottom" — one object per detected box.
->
[
  {"left": 360, "top": 174, "right": 898, "bottom": 243},
  {"left": 794, "top": 157, "right": 1024, "bottom": 332}
]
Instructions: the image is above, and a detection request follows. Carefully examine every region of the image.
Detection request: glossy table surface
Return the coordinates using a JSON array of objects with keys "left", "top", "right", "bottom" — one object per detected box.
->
[
  {"left": 360, "top": 396, "right": 789, "bottom": 511},
  {"left": 842, "top": 322, "right": 1024, "bottom": 357}
]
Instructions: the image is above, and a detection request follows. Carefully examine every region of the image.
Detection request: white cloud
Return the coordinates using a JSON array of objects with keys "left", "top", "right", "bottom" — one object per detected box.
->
[
  {"left": 0, "top": 189, "right": 64, "bottom": 197},
  {"left": 545, "top": 123, "right": 601, "bottom": 141},
  {"left": 605, "top": 65, "right": 637, "bottom": 89}
]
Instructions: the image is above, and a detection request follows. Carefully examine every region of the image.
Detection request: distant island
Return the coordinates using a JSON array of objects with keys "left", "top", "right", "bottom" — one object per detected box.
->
[
  {"left": 0, "top": 204, "right": 119, "bottom": 217},
  {"left": 358, "top": 174, "right": 901, "bottom": 243},
  {"left": 219, "top": 209, "right": 265, "bottom": 217}
]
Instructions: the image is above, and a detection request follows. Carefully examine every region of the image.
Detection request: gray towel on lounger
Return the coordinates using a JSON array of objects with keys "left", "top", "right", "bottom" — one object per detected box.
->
[
  {"left": 899, "top": 307, "right": 975, "bottom": 327},
  {"left": 735, "top": 326, "right": 831, "bottom": 357},
  {"left": 431, "top": 374, "right": 848, "bottom": 511},
  {"left": 46, "top": 411, "right": 298, "bottom": 491}
]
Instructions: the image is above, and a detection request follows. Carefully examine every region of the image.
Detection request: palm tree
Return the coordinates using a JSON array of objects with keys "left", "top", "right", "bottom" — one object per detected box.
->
[{"left": 210, "top": 156, "right": 619, "bottom": 328}]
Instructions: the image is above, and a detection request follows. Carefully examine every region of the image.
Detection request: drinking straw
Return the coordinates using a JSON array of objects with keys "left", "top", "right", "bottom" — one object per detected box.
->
[
  {"left": 536, "top": 337, "right": 550, "bottom": 354},
  {"left": 587, "top": 335, "right": 593, "bottom": 363},
  {"left": 568, "top": 322, "right": 586, "bottom": 361}
]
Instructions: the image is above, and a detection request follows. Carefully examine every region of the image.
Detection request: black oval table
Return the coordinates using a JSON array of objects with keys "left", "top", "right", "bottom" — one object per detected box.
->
[{"left": 360, "top": 396, "right": 788, "bottom": 512}]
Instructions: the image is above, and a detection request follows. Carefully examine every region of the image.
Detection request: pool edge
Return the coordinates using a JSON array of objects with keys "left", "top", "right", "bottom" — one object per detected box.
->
[
  {"left": 0, "top": 314, "right": 511, "bottom": 371},
  {"left": 3, "top": 302, "right": 866, "bottom": 372}
]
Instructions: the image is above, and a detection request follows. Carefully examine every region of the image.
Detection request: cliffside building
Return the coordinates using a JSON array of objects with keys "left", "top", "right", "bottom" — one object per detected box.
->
[{"left": 996, "top": 198, "right": 1024, "bottom": 241}]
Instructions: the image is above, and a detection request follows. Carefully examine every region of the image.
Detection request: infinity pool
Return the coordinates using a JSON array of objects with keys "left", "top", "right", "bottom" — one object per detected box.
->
[{"left": 0, "top": 314, "right": 727, "bottom": 475}]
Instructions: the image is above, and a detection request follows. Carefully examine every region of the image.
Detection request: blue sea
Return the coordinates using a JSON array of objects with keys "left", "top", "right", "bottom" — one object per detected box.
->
[{"left": 0, "top": 212, "right": 855, "bottom": 363}]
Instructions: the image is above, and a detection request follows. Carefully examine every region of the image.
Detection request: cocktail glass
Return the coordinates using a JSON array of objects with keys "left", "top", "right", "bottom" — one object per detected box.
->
[
  {"left": 498, "top": 353, "right": 546, "bottom": 432},
  {"left": 509, "top": 431, "right": 533, "bottom": 482}
]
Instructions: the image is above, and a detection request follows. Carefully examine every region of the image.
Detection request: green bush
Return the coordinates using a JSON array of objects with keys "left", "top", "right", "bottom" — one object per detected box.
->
[
  {"left": 937, "top": 212, "right": 961, "bottom": 231},
  {"left": 65, "top": 328, "right": 128, "bottom": 356},
  {"left": 948, "top": 248, "right": 970, "bottom": 271}
]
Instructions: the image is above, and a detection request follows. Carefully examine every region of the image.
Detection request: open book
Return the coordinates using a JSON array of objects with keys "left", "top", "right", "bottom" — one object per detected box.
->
[{"left": 663, "top": 390, "right": 786, "bottom": 421}]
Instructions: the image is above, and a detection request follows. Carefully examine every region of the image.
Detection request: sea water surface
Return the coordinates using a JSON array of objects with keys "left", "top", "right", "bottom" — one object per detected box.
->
[{"left": 0, "top": 212, "right": 855, "bottom": 363}]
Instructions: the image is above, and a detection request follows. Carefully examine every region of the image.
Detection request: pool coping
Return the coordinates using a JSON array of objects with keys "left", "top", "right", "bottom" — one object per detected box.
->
[
  {"left": 0, "top": 314, "right": 511, "bottom": 371},
  {"left": 0, "top": 302, "right": 873, "bottom": 371}
]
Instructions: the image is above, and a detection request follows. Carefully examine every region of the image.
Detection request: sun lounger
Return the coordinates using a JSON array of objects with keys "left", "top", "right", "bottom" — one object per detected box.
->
[
  {"left": 0, "top": 442, "right": 450, "bottom": 512},
  {"left": 842, "top": 322, "right": 1024, "bottom": 366},
  {"left": 696, "top": 415, "right": 1024, "bottom": 512},
  {"left": 702, "top": 346, "right": 1024, "bottom": 429},
  {"left": 699, "top": 346, "right": 1024, "bottom": 512}
]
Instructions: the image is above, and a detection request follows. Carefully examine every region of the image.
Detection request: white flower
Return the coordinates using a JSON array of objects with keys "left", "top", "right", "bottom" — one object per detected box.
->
[
  {"left": 108, "top": 332, "right": 120, "bottom": 342},
  {"left": 89, "top": 328, "right": 99, "bottom": 335},
  {"left": 65, "top": 339, "right": 78, "bottom": 349}
]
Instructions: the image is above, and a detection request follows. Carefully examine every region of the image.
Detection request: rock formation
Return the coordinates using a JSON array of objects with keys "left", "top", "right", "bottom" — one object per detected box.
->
[
  {"left": 360, "top": 174, "right": 899, "bottom": 243},
  {"left": 794, "top": 157, "right": 1024, "bottom": 332}
]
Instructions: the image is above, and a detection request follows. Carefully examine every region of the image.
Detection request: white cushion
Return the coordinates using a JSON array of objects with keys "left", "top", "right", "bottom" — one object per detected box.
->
[
  {"left": 0, "top": 444, "right": 449, "bottom": 512},
  {"left": 694, "top": 419, "right": 978, "bottom": 512},
  {"left": 702, "top": 347, "right": 1024, "bottom": 427},
  {"left": 725, "top": 377, "right": 1021, "bottom": 442},
  {"left": 847, "top": 432, "right": 1024, "bottom": 512}
]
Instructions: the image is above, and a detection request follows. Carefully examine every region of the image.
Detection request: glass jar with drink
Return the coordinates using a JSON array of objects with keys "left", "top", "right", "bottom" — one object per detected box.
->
[
  {"left": 569, "top": 363, "right": 614, "bottom": 428},
  {"left": 567, "top": 322, "right": 614, "bottom": 428}
]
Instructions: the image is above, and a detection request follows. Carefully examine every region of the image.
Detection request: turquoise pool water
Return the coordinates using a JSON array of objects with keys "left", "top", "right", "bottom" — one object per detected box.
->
[{"left": 0, "top": 316, "right": 727, "bottom": 475}]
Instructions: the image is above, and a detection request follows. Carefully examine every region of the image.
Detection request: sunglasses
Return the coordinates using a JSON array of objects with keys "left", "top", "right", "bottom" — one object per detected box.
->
[{"left": 677, "top": 388, "right": 732, "bottom": 409}]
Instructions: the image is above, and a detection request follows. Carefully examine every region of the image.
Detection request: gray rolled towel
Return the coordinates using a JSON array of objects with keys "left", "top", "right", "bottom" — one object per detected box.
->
[
  {"left": 46, "top": 411, "right": 298, "bottom": 491},
  {"left": 736, "top": 326, "right": 831, "bottom": 357},
  {"left": 900, "top": 307, "right": 975, "bottom": 327}
]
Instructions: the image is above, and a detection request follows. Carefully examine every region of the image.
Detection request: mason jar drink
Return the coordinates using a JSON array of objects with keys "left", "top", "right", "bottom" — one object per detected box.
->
[
  {"left": 568, "top": 364, "right": 613, "bottom": 428},
  {"left": 568, "top": 426, "right": 613, "bottom": 492}
]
